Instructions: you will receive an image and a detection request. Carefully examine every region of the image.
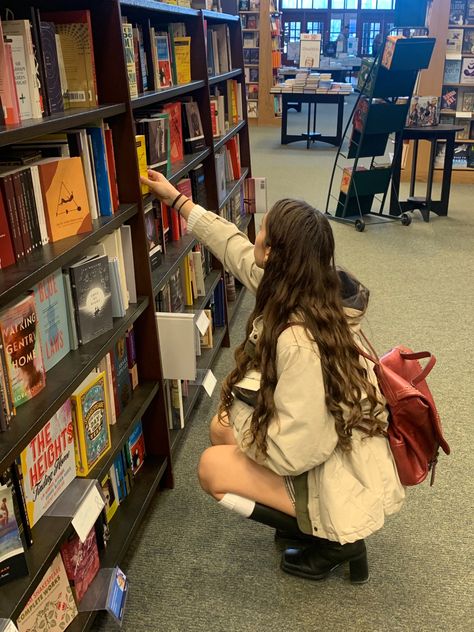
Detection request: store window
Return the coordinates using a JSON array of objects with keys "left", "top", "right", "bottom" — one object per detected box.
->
[
  {"left": 332, "top": 0, "right": 357, "bottom": 9},
  {"left": 360, "top": 0, "right": 395, "bottom": 9},
  {"left": 306, "top": 20, "right": 324, "bottom": 34},
  {"left": 283, "top": 20, "right": 302, "bottom": 54},
  {"left": 330, "top": 17, "right": 343, "bottom": 41},
  {"left": 361, "top": 20, "right": 381, "bottom": 54},
  {"left": 281, "top": 0, "right": 328, "bottom": 8}
]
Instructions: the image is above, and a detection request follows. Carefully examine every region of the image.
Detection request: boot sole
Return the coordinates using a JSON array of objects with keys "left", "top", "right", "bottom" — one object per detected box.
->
[{"left": 280, "top": 559, "right": 370, "bottom": 584}]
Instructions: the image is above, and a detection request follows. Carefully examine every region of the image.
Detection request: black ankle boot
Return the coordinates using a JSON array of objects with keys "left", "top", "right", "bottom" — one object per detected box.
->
[
  {"left": 249, "top": 503, "right": 319, "bottom": 543},
  {"left": 281, "top": 539, "right": 369, "bottom": 584}
]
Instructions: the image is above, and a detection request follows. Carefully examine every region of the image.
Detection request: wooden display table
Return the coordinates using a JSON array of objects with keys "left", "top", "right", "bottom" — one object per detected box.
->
[
  {"left": 280, "top": 92, "right": 346, "bottom": 149},
  {"left": 390, "top": 125, "right": 463, "bottom": 222}
]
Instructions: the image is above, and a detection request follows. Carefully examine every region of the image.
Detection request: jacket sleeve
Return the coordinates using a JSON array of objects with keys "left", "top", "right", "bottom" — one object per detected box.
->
[
  {"left": 232, "top": 330, "right": 339, "bottom": 476},
  {"left": 190, "top": 207, "right": 263, "bottom": 295}
]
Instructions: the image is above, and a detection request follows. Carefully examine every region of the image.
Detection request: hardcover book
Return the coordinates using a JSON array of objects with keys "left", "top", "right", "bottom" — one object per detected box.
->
[
  {"left": 0, "top": 188, "right": 15, "bottom": 269},
  {"left": 19, "top": 400, "right": 75, "bottom": 527},
  {"left": 136, "top": 114, "right": 170, "bottom": 176},
  {"left": 16, "top": 552, "right": 78, "bottom": 632},
  {"left": 441, "top": 86, "right": 459, "bottom": 111},
  {"left": 462, "top": 91, "right": 474, "bottom": 111},
  {"left": 37, "top": 156, "right": 92, "bottom": 242},
  {"left": 33, "top": 268, "right": 71, "bottom": 371},
  {"left": 449, "top": 0, "right": 467, "bottom": 25},
  {"left": 68, "top": 254, "right": 113, "bottom": 346},
  {"left": 144, "top": 202, "right": 163, "bottom": 271},
  {"left": 111, "top": 335, "right": 131, "bottom": 416},
  {"left": 468, "top": 0, "right": 474, "bottom": 24},
  {"left": 39, "top": 21, "right": 65, "bottom": 114},
  {"left": 42, "top": 10, "right": 98, "bottom": 109},
  {"left": 136, "top": 134, "right": 148, "bottom": 195},
  {"left": 162, "top": 101, "right": 184, "bottom": 164},
  {"left": 0, "top": 294, "right": 46, "bottom": 407},
  {"left": 173, "top": 36, "right": 191, "bottom": 85},
  {"left": 60, "top": 526, "right": 100, "bottom": 602},
  {"left": 461, "top": 57, "right": 474, "bottom": 83},
  {"left": 462, "top": 28, "right": 474, "bottom": 53},
  {"left": 100, "top": 469, "right": 119, "bottom": 523},
  {"left": 444, "top": 59, "right": 462, "bottom": 84},
  {"left": 183, "top": 101, "right": 205, "bottom": 152},
  {"left": 122, "top": 22, "right": 138, "bottom": 98},
  {"left": 406, "top": 96, "right": 440, "bottom": 127},
  {"left": 156, "top": 34, "right": 173, "bottom": 87},
  {"left": 71, "top": 370, "right": 111, "bottom": 476},
  {"left": 126, "top": 420, "right": 146, "bottom": 474},
  {"left": 0, "top": 483, "right": 28, "bottom": 587},
  {"left": 446, "top": 28, "right": 464, "bottom": 55}
]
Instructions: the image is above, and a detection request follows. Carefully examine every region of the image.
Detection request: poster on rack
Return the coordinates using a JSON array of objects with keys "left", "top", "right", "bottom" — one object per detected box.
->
[{"left": 299, "top": 34, "right": 321, "bottom": 69}]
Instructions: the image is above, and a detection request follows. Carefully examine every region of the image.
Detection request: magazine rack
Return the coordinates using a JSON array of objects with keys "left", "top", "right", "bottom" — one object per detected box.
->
[{"left": 325, "top": 29, "right": 436, "bottom": 231}]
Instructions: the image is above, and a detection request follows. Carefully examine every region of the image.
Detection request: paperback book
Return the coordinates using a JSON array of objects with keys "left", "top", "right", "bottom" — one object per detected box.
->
[
  {"left": 462, "top": 91, "right": 474, "bottom": 111},
  {"left": 111, "top": 335, "right": 132, "bottom": 416},
  {"left": 19, "top": 400, "right": 75, "bottom": 527},
  {"left": 0, "top": 294, "right": 46, "bottom": 407},
  {"left": 444, "top": 59, "right": 462, "bottom": 84},
  {"left": 68, "top": 254, "right": 113, "bottom": 346},
  {"left": 441, "top": 86, "right": 459, "bottom": 111},
  {"left": 16, "top": 552, "right": 78, "bottom": 632},
  {"left": 126, "top": 420, "right": 146, "bottom": 474},
  {"left": 100, "top": 469, "right": 119, "bottom": 523},
  {"left": 406, "top": 96, "right": 440, "bottom": 127},
  {"left": 0, "top": 483, "right": 28, "bottom": 587},
  {"left": 183, "top": 101, "right": 205, "bottom": 152},
  {"left": 60, "top": 526, "right": 100, "bottom": 602},
  {"left": 33, "top": 268, "right": 71, "bottom": 371},
  {"left": 446, "top": 28, "right": 464, "bottom": 55},
  {"left": 449, "top": 1, "right": 467, "bottom": 25},
  {"left": 71, "top": 370, "right": 111, "bottom": 476},
  {"left": 461, "top": 57, "right": 474, "bottom": 84},
  {"left": 462, "top": 28, "right": 474, "bottom": 54}
]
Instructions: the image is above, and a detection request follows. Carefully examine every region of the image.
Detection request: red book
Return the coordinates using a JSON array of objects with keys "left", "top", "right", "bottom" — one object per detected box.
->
[
  {"left": 60, "top": 527, "right": 100, "bottom": 602},
  {"left": 0, "top": 34, "right": 21, "bottom": 125},
  {"left": 104, "top": 125, "right": 120, "bottom": 212},
  {"left": 226, "top": 137, "right": 241, "bottom": 179},
  {"left": 12, "top": 171, "right": 32, "bottom": 255},
  {"left": 169, "top": 205, "right": 180, "bottom": 241},
  {"left": 0, "top": 188, "right": 16, "bottom": 269},
  {"left": 0, "top": 174, "right": 24, "bottom": 260},
  {"left": 176, "top": 178, "right": 192, "bottom": 235},
  {"left": 162, "top": 102, "right": 184, "bottom": 164}
]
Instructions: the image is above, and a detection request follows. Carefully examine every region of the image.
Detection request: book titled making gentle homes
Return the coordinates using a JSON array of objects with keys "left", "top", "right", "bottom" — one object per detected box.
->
[{"left": 68, "top": 254, "right": 113, "bottom": 346}]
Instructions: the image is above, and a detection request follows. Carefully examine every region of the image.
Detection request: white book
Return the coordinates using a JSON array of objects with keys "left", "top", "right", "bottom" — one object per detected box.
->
[
  {"left": 29, "top": 165, "right": 49, "bottom": 245},
  {"left": 55, "top": 33, "right": 69, "bottom": 102},
  {"left": 86, "top": 134, "right": 100, "bottom": 213},
  {"left": 7, "top": 34, "right": 32, "bottom": 120},
  {"left": 108, "top": 258, "right": 126, "bottom": 317},
  {"left": 2, "top": 20, "right": 42, "bottom": 118},
  {"left": 78, "top": 129, "right": 99, "bottom": 220},
  {"left": 120, "top": 225, "right": 137, "bottom": 303},
  {"left": 88, "top": 230, "right": 129, "bottom": 309},
  {"left": 156, "top": 312, "right": 197, "bottom": 380}
]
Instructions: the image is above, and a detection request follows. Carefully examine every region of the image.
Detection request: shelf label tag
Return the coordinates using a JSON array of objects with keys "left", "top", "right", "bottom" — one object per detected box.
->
[
  {"left": 195, "top": 310, "right": 210, "bottom": 335},
  {"left": 72, "top": 483, "right": 105, "bottom": 543},
  {"left": 202, "top": 370, "right": 217, "bottom": 397}
]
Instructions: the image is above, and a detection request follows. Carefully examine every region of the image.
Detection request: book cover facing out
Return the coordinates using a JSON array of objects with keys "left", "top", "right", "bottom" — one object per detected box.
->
[
  {"left": 60, "top": 526, "right": 100, "bottom": 602},
  {"left": 126, "top": 420, "right": 146, "bottom": 474},
  {"left": 72, "top": 371, "right": 111, "bottom": 476},
  {"left": 19, "top": 400, "right": 75, "bottom": 527},
  {"left": 33, "top": 268, "right": 71, "bottom": 372},
  {"left": 69, "top": 254, "right": 113, "bottom": 346},
  {"left": 16, "top": 552, "right": 78, "bottom": 632},
  {"left": 162, "top": 101, "right": 184, "bottom": 163},
  {"left": 37, "top": 156, "right": 92, "bottom": 242},
  {"left": 100, "top": 470, "right": 119, "bottom": 523},
  {"left": 0, "top": 483, "right": 28, "bottom": 587},
  {"left": 0, "top": 294, "right": 46, "bottom": 407},
  {"left": 112, "top": 335, "right": 131, "bottom": 416}
]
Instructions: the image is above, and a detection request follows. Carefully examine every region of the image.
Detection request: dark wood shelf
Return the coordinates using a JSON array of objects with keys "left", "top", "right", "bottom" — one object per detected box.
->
[
  {"left": 0, "top": 298, "right": 149, "bottom": 473},
  {"left": 184, "top": 269, "right": 222, "bottom": 314},
  {"left": 131, "top": 80, "right": 206, "bottom": 109},
  {"left": 214, "top": 119, "right": 246, "bottom": 150},
  {"left": 168, "top": 148, "right": 211, "bottom": 184},
  {"left": 152, "top": 234, "right": 197, "bottom": 295},
  {"left": 218, "top": 167, "right": 249, "bottom": 210},
  {"left": 121, "top": 0, "right": 198, "bottom": 17},
  {"left": 0, "top": 455, "right": 167, "bottom": 624},
  {"left": 209, "top": 69, "right": 242, "bottom": 85},
  {"left": 0, "top": 104, "right": 126, "bottom": 148},
  {"left": 88, "top": 381, "right": 160, "bottom": 482},
  {"left": 0, "top": 203, "right": 139, "bottom": 306}
]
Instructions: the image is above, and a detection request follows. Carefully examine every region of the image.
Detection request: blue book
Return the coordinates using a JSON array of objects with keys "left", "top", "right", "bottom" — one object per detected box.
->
[
  {"left": 113, "top": 452, "right": 127, "bottom": 502},
  {"left": 87, "top": 126, "right": 113, "bottom": 217},
  {"left": 33, "top": 268, "right": 71, "bottom": 371},
  {"left": 112, "top": 336, "right": 132, "bottom": 416}
]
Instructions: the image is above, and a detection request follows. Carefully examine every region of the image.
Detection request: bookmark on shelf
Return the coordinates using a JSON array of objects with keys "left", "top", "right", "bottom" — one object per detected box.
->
[
  {"left": 191, "top": 368, "right": 217, "bottom": 397},
  {"left": 195, "top": 310, "right": 210, "bottom": 335}
]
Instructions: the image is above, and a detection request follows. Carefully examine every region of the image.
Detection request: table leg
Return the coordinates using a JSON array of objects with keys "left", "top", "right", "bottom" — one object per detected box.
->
[
  {"left": 390, "top": 131, "right": 402, "bottom": 215},
  {"left": 440, "top": 135, "right": 455, "bottom": 216},
  {"left": 281, "top": 96, "right": 288, "bottom": 145},
  {"left": 313, "top": 102, "right": 317, "bottom": 134},
  {"left": 424, "top": 140, "right": 436, "bottom": 221},
  {"left": 336, "top": 97, "right": 344, "bottom": 146},
  {"left": 410, "top": 139, "right": 418, "bottom": 198},
  {"left": 306, "top": 102, "right": 312, "bottom": 149}
]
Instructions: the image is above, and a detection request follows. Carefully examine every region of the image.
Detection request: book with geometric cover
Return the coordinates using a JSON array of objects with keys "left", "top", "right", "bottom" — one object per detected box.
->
[
  {"left": 19, "top": 400, "right": 75, "bottom": 527},
  {"left": 16, "top": 552, "right": 78, "bottom": 632},
  {"left": 441, "top": 86, "right": 459, "bottom": 111},
  {"left": 446, "top": 28, "right": 464, "bottom": 55},
  {"left": 68, "top": 254, "right": 113, "bottom": 346},
  {"left": 71, "top": 370, "right": 111, "bottom": 476},
  {"left": 37, "top": 156, "right": 92, "bottom": 243},
  {"left": 0, "top": 294, "right": 46, "bottom": 407},
  {"left": 33, "top": 268, "right": 71, "bottom": 372},
  {"left": 461, "top": 57, "right": 474, "bottom": 84}
]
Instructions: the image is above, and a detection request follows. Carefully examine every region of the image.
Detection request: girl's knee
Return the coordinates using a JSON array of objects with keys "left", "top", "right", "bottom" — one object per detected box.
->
[{"left": 197, "top": 446, "right": 218, "bottom": 496}]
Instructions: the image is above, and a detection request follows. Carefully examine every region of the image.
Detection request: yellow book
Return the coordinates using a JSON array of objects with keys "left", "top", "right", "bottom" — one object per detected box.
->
[
  {"left": 71, "top": 371, "right": 111, "bottom": 476},
  {"left": 181, "top": 257, "right": 193, "bottom": 306},
  {"left": 136, "top": 134, "right": 148, "bottom": 195},
  {"left": 174, "top": 36, "right": 191, "bottom": 85}
]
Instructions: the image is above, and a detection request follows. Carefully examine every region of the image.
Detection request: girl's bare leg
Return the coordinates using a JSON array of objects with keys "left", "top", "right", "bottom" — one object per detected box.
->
[{"left": 209, "top": 413, "right": 237, "bottom": 446}]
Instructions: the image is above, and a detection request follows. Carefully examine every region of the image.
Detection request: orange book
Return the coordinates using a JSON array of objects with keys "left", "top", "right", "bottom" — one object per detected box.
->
[{"left": 37, "top": 157, "right": 92, "bottom": 242}]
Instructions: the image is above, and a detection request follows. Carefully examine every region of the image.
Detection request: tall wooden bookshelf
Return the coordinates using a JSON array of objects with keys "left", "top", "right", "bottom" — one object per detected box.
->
[
  {"left": 0, "top": 1, "right": 253, "bottom": 629},
  {"left": 239, "top": 0, "right": 281, "bottom": 125},
  {"left": 402, "top": 0, "right": 474, "bottom": 183}
]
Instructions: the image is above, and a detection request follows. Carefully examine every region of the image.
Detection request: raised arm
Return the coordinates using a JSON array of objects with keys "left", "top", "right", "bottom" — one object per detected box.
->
[{"left": 141, "top": 170, "right": 263, "bottom": 294}]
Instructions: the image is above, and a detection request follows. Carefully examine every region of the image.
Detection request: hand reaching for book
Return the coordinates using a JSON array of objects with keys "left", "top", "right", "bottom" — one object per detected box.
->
[{"left": 140, "top": 170, "right": 179, "bottom": 206}]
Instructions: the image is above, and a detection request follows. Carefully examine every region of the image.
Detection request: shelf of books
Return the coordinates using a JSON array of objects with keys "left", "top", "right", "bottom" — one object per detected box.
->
[
  {"left": 239, "top": 0, "right": 281, "bottom": 125},
  {"left": 0, "top": 1, "right": 254, "bottom": 630},
  {"left": 439, "top": 1, "right": 474, "bottom": 172}
]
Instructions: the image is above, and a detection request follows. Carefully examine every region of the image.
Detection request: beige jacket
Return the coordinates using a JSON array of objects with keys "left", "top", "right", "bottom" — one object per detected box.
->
[{"left": 190, "top": 208, "right": 405, "bottom": 544}]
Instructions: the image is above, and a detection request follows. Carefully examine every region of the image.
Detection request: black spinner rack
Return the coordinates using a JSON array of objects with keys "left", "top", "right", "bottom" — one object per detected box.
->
[{"left": 325, "top": 28, "right": 436, "bottom": 232}]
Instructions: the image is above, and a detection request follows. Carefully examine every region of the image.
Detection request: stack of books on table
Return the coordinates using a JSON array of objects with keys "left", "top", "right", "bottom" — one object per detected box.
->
[{"left": 271, "top": 72, "right": 352, "bottom": 95}]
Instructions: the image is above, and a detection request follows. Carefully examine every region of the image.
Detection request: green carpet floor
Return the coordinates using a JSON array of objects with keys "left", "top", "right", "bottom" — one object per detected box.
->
[{"left": 92, "top": 112, "right": 474, "bottom": 632}]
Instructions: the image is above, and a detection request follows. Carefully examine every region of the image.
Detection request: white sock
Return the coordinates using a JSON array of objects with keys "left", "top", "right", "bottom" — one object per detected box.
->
[{"left": 218, "top": 493, "right": 255, "bottom": 518}]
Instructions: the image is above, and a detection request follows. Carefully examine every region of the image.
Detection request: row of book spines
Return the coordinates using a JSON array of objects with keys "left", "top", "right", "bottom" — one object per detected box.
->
[
  {"left": 210, "top": 80, "right": 243, "bottom": 137},
  {"left": 0, "top": 126, "right": 120, "bottom": 269},
  {"left": 0, "top": 12, "right": 97, "bottom": 126},
  {"left": 206, "top": 23, "right": 233, "bottom": 77},
  {"left": 216, "top": 136, "right": 242, "bottom": 186},
  {"left": 122, "top": 19, "right": 191, "bottom": 95},
  {"left": 220, "top": 187, "right": 246, "bottom": 226}
]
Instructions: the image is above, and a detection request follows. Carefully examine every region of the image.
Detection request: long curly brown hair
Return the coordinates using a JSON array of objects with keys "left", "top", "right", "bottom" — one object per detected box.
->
[{"left": 218, "top": 199, "right": 386, "bottom": 456}]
